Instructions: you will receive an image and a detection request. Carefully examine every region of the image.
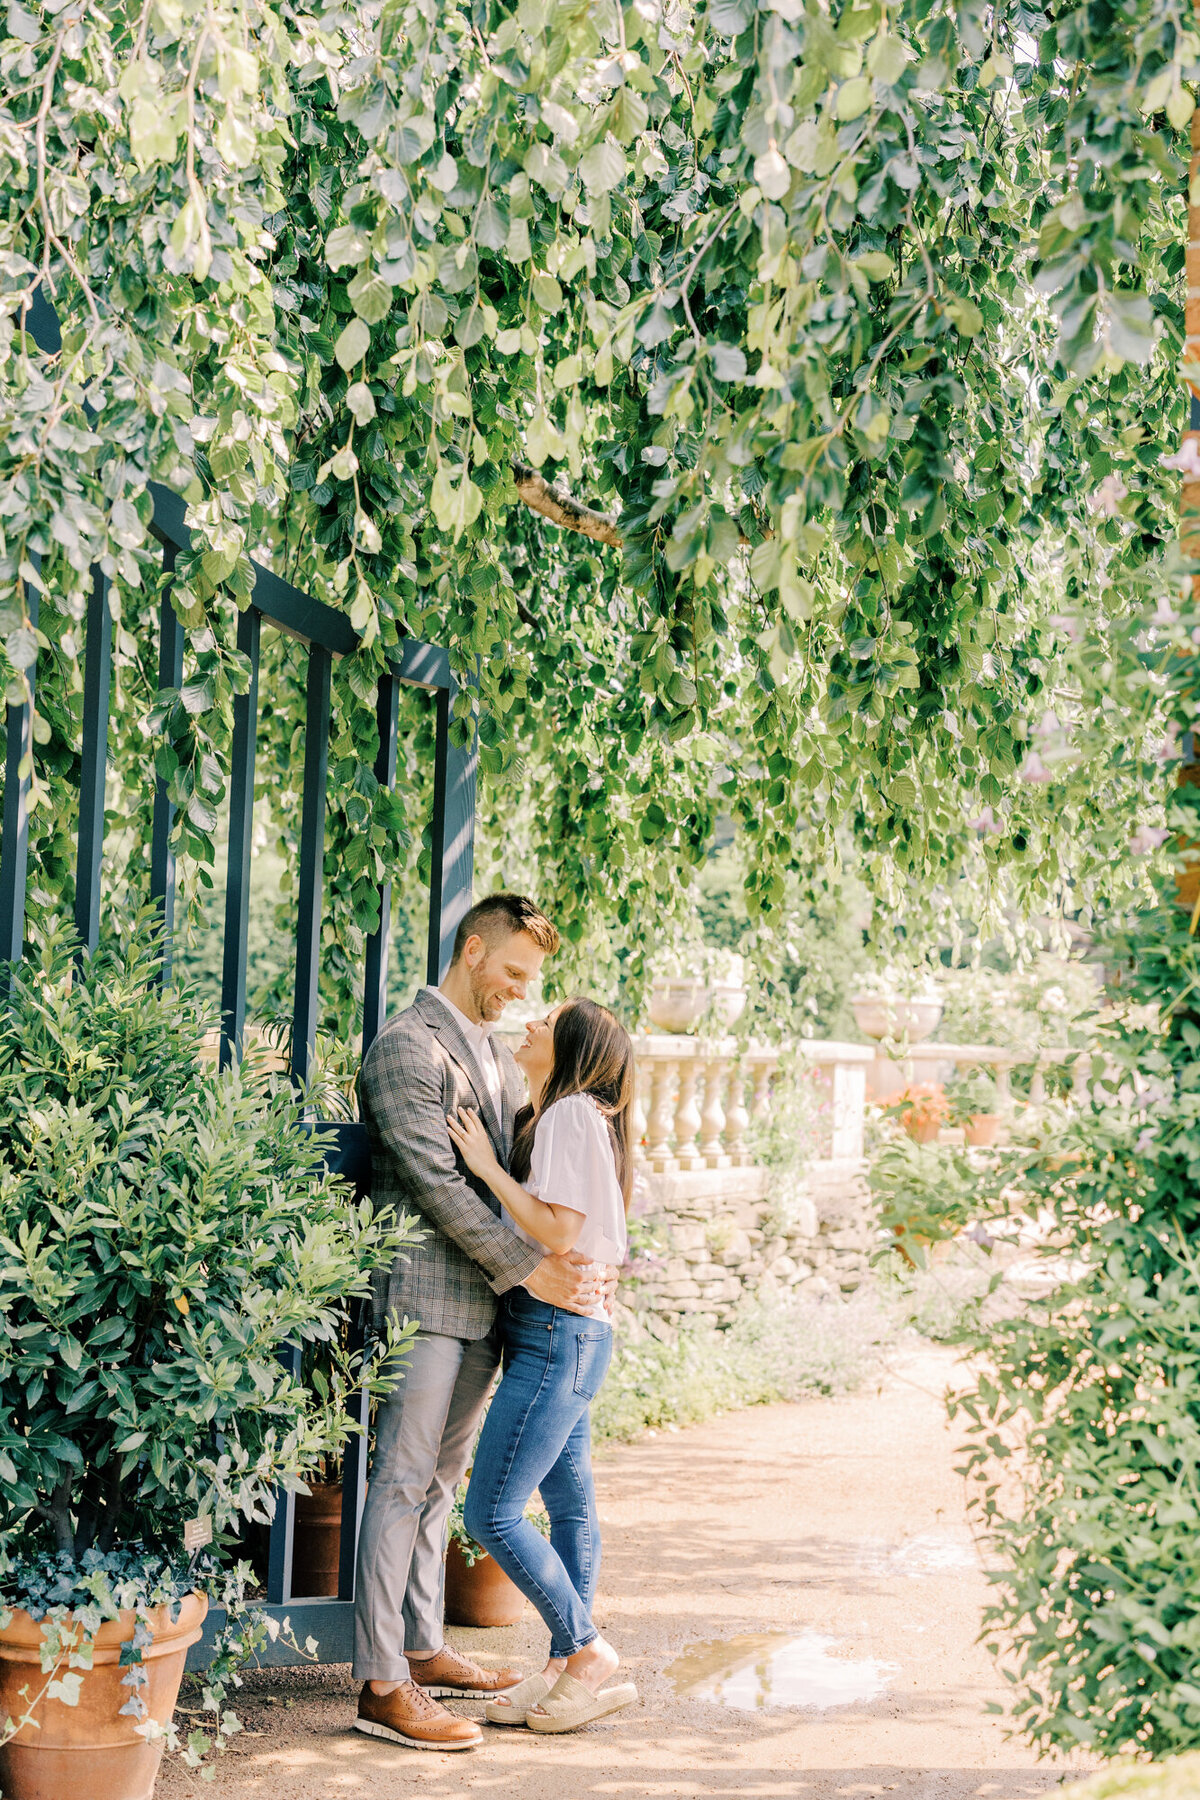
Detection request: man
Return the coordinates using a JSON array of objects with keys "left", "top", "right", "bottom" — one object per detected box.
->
[{"left": 353, "top": 892, "right": 611, "bottom": 1752}]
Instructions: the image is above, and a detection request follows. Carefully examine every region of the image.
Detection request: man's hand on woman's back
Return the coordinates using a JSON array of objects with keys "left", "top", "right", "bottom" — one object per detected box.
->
[{"left": 524, "top": 1252, "right": 619, "bottom": 1316}]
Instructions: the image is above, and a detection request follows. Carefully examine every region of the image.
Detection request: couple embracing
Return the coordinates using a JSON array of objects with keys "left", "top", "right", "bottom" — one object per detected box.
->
[{"left": 352, "top": 892, "right": 636, "bottom": 1748}]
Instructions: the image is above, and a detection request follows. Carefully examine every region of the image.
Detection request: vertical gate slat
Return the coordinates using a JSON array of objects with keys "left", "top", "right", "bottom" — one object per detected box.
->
[
  {"left": 219, "top": 607, "right": 261, "bottom": 1070},
  {"left": 149, "top": 549, "right": 182, "bottom": 981},
  {"left": 0, "top": 568, "right": 39, "bottom": 967},
  {"left": 266, "top": 1343, "right": 301, "bottom": 1605},
  {"left": 337, "top": 1300, "right": 370, "bottom": 1603},
  {"left": 425, "top": 685, "right": 478, "bottom": 985},
  {"left": 74, "top": 565, "right": 113, "bottom": 954},
  {"left": 362, "top": 671, "right": 399, "bottom": 1056},
  {"left": 291, "top": 644, "right": 332, "bottom": 1087}
]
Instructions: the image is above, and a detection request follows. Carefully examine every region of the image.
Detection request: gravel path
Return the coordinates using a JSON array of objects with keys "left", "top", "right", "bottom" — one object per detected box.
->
[{"left": 161, "top": 1344, "right": 1086, "bottom": 1800}]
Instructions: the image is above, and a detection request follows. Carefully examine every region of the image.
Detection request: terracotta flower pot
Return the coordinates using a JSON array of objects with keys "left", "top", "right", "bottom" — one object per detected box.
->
[
  {"left": 443, "top": 1540, "right": 525, "bottom": 1629},
  {"left": 292, "top": 1481, "right": 343, "bottom": 1598},
  {"left": 903, "top": 1116, "right": 942, "bottom": 1144},
  {"left": 963, "top": 1112, "right": 1000, "bottom": 1147},
  {"left": 0, "top": 1591, "right": 207, "bottom": 1800}
]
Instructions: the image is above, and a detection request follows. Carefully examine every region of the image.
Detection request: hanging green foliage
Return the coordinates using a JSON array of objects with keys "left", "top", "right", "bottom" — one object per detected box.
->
[{"left": 0, "top": 0, "right": 1186, "bottom": 1021}]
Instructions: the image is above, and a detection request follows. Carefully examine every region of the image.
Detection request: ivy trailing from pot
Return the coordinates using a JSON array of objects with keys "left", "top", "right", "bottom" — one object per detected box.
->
[{"left": 0, "top": 918, "right": 418, "bottom": 1787}]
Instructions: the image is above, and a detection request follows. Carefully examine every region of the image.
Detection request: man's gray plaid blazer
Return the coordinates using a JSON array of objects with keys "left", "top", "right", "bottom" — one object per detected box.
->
[{"left": 362, "top": 987, "right": 542, "bottom": 1340}]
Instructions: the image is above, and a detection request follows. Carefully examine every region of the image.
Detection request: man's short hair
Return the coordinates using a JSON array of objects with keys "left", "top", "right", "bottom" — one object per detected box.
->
[{"left": 450, "top": 893, "right": 560, "bottom": 963}]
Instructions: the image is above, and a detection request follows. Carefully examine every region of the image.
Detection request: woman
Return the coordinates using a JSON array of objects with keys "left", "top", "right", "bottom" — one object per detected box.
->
[{"left": 445, "top": 997, "right": 637, "bottom": 1735}]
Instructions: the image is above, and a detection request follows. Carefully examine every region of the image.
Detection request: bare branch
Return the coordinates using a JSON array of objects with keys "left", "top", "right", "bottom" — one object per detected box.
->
[{"left": 511, "top": 461, "right": 623, "bottom": 548}]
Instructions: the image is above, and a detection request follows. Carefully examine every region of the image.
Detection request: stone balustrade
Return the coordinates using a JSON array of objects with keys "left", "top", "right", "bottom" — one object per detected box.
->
[
  {"left": 628, "top": 1034, "right": 875, "bottom": 1171},
  {"left": 866, "top": 1039, "right": 1091, "bottom": 1112}
]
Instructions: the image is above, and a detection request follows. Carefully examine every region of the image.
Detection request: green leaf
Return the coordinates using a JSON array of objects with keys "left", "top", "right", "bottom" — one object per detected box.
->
[
  {"left": 866, "top": 33, "right": 908, "bottom": 83},
  {"left": 835, "top": 76, "right": 872, "bottom": 120},
  {"left": 853, "top": 252, "right": 895, "bottom": 281},
  {"left": 345, "top": 382, "right": 376, "bottom": 424},
  {"left": 753, "top": 149, "right": 790, "bottom": 201},
  {"left": 525, "top": 410, "right": 565, "bottom": 465},
  {"left": 347, "top": 270, "right": 393, "bottom": 324},
  {"left": 430, "top": 465, "right": 484, "bottom": 539},
  {"left": 7, "top": 2, "right": 40, "bottom": 41},
  {"left": 945, "top": 295, "right": 983, "bottom": 337},
  {"left": 709, "top": 0, "right": 754, "bottom": 34},
  {"left": 334, "top": 317, "right": 371, "bottom": 370},
  {"left": 579, "top": 139, "right": 626, "bottom": 194},
  {"left": 531, "top": 273, "right": 563, "bottom": 313},
  {"left": 1105, "top": 290, "right": 1157, "bottom": 365},
  {"left": 325, "top": 226, "right": 371, "bottom": 270},
  {"left": 475, "top": 196, "right": 509, "bottom": 250}
]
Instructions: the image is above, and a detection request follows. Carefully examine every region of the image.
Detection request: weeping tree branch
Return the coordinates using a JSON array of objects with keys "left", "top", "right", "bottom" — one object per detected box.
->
[
  {"left": 511, "top": 460, "right": 624, "bottom": 548},
  {"left": 510, "top": 461, "right": 764, "bottom": 550}
]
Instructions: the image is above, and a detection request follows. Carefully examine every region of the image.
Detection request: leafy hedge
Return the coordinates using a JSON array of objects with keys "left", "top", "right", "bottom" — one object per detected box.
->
[{"left": 952, "top": 888, "right": 1200, "bottom": 1761}]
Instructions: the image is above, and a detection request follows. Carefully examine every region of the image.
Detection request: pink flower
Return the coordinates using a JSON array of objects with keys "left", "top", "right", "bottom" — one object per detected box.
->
[
  {"left": 967, "top": 806, "right": 1003, "bottom": 834},
  {"left": 1152, "top": 597, "right": 1178, "bottom": 626},
  {"left": 1035, "top": 710, "right": 1060, "bottom": 739},
  {"left": 1129, "top": 825, "right": 1170, "bottom": 855},
  {"left": 1019, "top": 750, "right": 1052, "bottom": 783},
  {"left": 1161, "top": 438, "right": 1200, "bottom": 476},
  {"left": 1089, "top": 473, "right": 1128, "bottom": 516}
]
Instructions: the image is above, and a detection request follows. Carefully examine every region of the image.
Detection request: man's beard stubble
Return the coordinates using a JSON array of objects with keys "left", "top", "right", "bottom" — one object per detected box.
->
[{"left": 468, "top": 964, "right": 500, "bottom": 1023}]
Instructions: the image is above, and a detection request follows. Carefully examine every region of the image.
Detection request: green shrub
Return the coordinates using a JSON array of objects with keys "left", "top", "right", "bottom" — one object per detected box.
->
[
  {"left": 1058, "top": 1754, "right": 1200, "bottom": 1800},
  {"left": 0, "top": 921, "right": 414, "bottom": 1567},
  {"left": 593, "top": 1293, "right": 894, "bottom": 1445},
  {"left": 867, "top": 1135, "right": 981, "bottom": 1267},
  {"left": 951, "top": 906, "right": 1200, "bottom": 1762}
]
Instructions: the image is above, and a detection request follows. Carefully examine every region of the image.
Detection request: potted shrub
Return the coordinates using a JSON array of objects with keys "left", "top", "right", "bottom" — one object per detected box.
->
[
  {"left": 444, "top": 1484, "right": 552, "bottom": 1629},
  {"left": 0, "top": 925, "right": 415, "bottom": 1799},
  {"left": 868, "top": 1136, "right": 977, "bottom": 1267},
  {"left": 888, "top": 1082, "right": 950, "bottom": 1143},
  {"left": 947, "top": 1066, "right": 1001, "bottom": 1145}
]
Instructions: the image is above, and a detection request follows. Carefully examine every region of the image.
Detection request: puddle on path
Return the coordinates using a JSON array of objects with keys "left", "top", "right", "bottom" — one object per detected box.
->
[
  {"left": 667, "top": 1630, "right": 896, "bottom": 1712},
  {"left": 858, "top": 1528, "right": 979, "bottom": 1579}
]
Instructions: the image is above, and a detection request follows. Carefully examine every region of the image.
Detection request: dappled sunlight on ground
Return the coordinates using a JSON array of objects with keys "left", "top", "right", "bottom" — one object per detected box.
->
[{"left": 160, "top": 1346, "right": 1085, "bottom": 1800}]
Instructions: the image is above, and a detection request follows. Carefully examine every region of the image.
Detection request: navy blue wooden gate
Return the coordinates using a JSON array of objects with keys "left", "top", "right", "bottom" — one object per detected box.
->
[{"left": 13, "top": 291, "right": 477, "bottom": 1665}]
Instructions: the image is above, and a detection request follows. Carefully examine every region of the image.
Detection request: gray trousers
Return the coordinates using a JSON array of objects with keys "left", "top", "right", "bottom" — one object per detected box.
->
[{"left": 352, "top": 1328, "right": 500, "bottom": 1683}]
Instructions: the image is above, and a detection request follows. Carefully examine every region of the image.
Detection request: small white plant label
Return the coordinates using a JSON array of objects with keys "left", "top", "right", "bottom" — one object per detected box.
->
[{"left": 184, "top": 1516, "right": 213, "bottom": 1553}]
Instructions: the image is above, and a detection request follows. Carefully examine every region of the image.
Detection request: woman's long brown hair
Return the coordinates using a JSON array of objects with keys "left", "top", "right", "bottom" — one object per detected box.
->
[{"left": 511, "top": 998, "right": 636, "bottom": 1210}]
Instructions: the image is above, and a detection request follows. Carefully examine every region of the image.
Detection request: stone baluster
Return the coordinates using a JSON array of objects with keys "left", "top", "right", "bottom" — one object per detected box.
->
[
  {"left": 994, "top": 1061, "right": 1013, "bottom": 1115},
  {"left": 673, "top": 1052, "right": 705, "bottom": 1171},
  {"left": 1072, "top": 1052, "right": 1090, "bottom": 1104},
  {"left": 631, "top": 1061, "right": 649, "bottom": 1163},
  {"left": 830, "top": 1061, "right": 866, "bottom": 1161},
  {"left": 749, "top": 1057, "right": 774, "bottom": 1122},
  {"left": 1027, "top": 1056, "right": 1046, "bottom": 1106},
  {"left": 699, "top": 1055, "right": 729, "bottom": 1167},
  {"left": 724, "top": 1060, "right": 751, "bottom": 1166},
  {"left": 645, "top": 1057, "right": 677, "bottom": 1171}
]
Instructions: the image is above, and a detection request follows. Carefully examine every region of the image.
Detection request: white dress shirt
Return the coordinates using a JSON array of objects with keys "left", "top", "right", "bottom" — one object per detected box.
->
[{"left": 427, "top": 986, "right": 503, "bottom": 1109}]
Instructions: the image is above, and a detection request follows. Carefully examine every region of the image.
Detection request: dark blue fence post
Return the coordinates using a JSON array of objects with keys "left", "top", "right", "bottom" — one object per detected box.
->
[
  {"left": 337, "top": 1301, "right": 371, "bottom": 1603},
  {"left": 266, "top": 1344, "right": 302, "bottom": 1605},
  {"left": 291, "top": 644, "right": 332, "bottom": 1087},
  {"left": 426, "top": 683, "right": 478, "bottom": 985},
  {"left": 0, "top": 570, "right": 38, "bottom": 968},
  {"left": 219, "top": 607, "right": 260, "bottom": 1069},
  {"left": 149, "top": 551, "right": 183, "bottom": 981},
  {"left": 74, "top": 566, "right": 112, "bottom": 955},
  {"left": 362, "top": 671, "right": 399, "bottom": 1056}
]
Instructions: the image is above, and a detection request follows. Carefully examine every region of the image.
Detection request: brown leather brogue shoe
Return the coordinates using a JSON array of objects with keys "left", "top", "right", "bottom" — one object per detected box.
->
[
  {"left": 409, "top": 1644, "right": 523, "bottom": 1698},
  {"left": 355, "top": 1681, "right": 482, "bottom": 1751}
]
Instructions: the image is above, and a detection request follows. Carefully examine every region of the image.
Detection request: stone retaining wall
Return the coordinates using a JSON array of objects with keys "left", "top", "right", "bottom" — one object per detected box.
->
[{"left": 620, "top": 1158, "right": 872, "bottom": 1338}]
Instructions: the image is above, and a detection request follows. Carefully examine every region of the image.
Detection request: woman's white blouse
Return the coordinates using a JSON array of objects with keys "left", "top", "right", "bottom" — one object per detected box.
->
[{"left": 505, "top": 1094, "right": 627, "bottom": 1316}]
